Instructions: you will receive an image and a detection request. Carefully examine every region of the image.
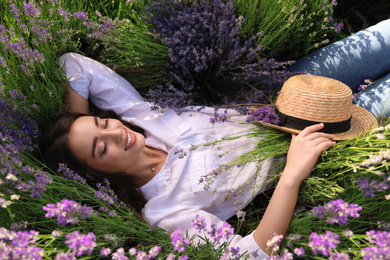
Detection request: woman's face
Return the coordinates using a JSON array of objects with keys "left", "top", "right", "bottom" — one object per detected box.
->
[{"left": 68, "top": 116, "right": 145, "bottom": 174}]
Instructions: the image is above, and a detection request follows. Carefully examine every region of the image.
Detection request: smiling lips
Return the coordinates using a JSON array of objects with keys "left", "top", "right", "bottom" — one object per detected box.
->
[{"left": 125, "top": 130, "right": 136, "bottom": 151}]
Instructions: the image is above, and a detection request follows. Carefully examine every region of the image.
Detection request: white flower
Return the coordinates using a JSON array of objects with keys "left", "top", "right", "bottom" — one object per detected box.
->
[
  {"left": 343, "top": 230, "right": 354, "bottom": 238},
  {"left": 6, "top": 173, "right": 18, "bottom": 181},
  {"left": 129, "top": 247, "right": 137, "bottom": 256},
  {"left": 10, "top": 195, "right": 20, "bottom": 200},
  {"left": 375, "top": 133, "right": 386, "bottom": 140},
  {"left": 373, "top": 126, "right": 384, "bottom": 132},
  {"left": 236, "top": 210, "right": 246, "bottom": 221},
  {"left": 385, "top": 194, "right": 390, "bottom": 200},
  {"left": 0, "top": 198, "right": 11, "bottom": 208}
]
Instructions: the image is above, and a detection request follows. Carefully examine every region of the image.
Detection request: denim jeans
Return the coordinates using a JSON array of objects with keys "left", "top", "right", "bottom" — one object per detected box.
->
[{"left": 290, "top": 19, "right": 390, "bottom": 118}]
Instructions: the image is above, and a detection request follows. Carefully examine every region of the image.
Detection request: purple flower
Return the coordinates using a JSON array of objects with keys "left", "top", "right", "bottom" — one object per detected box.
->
[
  {"left": 357, "top": 177, "right": 376, "bottom": 198},
  {"left": 209, "top": 114, "right": 228, "bottom": 125},
  {"left": 147, "top": 245, "right": 161, "bottom": 258},
  {"left": 246, "top": 105, "right": 280, "bottom": 125},
  {"left": 42, "top": 199, "right": 95, "bottom": 225},
  {"left": 199, "top": 164, "right": 232, "bottom": 186},
  {"left": 58, "top": 163, "right": 86, "bottom": 184},
  {"left": 309, "top": 199, "right": 362, "bottom": 225},
  {"left": 54, "top": 252, "right": 76, "bottom": 260},
  {"left": 329, "top": 252, "right": 351, "bottom": 260},
  {"left": 23, "top": 3, "right": 36, "bottom": 16},
  {"left": 293, "top": 247, "right": 305, "bottom": 257},
  {"left": 215, "top": 222, "right": 235, "bottom": 243},
  {"left": 228, "top": 246, "right": 241, "bottom": 259},
  {"left": 73, "top": 11, "right": 88, "bottom": 20},
  {"left": 65, "top": 231, "right": 96, "bottom": 256},
  {"left": 308, "top": 231, "right": 340, "bottom": 256},
  {"left": 191, "top": 214, "right": 206, "bottom": 233},
  {"left": 135, "top": 250, "right": 148, "bottom": 260},
  {"left": 0, "top": 227, "right": 44, "bottom": 259},
  {"left": 112, "top": 248, "right": 129, "bottom": 260},
  {"left": 266, "top": 233, "right": 284, "bottom": 253},
  {"left": 334, "top": 23, "right": 344, "bottom": 33},
  {"left": 95, "top": 178, "right": 119, "bottom": 205},
  {"left": 360, "top": 230, "right": 390, "bottom": 259},
  {"left": 145, "top": 0, "right": 292, "bottom": 109},
  {"left": 170, "top": 227, "right": 190, "bottom": 252}
]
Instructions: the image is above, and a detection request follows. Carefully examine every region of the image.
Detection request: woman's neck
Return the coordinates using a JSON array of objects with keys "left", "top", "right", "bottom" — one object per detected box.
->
[{"left": 130, "top": 146, "right": 167, "bottom": 187}]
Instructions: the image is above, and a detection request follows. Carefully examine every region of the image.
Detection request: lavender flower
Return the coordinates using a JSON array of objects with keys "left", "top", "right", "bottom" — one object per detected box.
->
[
  {"left": 73, "top": 11, "right": 88, "bottom": 21},
  {"left": 170, "top": 227, "right": 190, "bottom": 252},
  {"left": 215, "top": 222, "right": 235, "bottom": 243},
  {"left": 266, "top": 233, "right": 284, "bottom": 253},
  {"left": 0, "top": 92, "right": 39, "bottom": 153},
  {"left": 199, "top": 164, "right": 232, "bottom": 187},
  {"left": 334, "top": 23, "right": 344, "bottom": 33},
  {"left": 65, "top": 231, "right": 97, "bottom": 256},
  {"left": 309, "top": 199, "right": 362, "bottom": 225},
  {"left": 308, "top": 231, "right": 340, "bottom": 257},
  {"left": 329, "top": 252, "right": 351, "bottom": 260},
  {"left": 112, "top": 248, "right": 129, "bottom": 260},
  {"left": 191, "top": 214, "right": 206, "bottom": 233},
  {"left": 166, "top": 253, "right": 176, "bottom": 260},
  {"left": 54, "top": 252, "right": 76, "bottom": 260},
  {"left": 0, "top": 227, "right": 44, "bottom": 259},
  {"left": 293, "top": 247, "right": 305, "bottom": 257},
  {"left": 360, "top": 230, "right": 390, "bottom": 260},
  {"left": 209, "top": 114, "right": 228, "bottom": 125},
  {"left": 246, "top": 105, "right": 280, "bottom": 125},
  {"left": 357, "top": 177, "right": 376, "bottom": 198},
  {"left": 58, "top": 163, "right": 86, "bottom": 184},
  {"left": 228, "top": 246, "right": 241, "bottom": 259},
  {"left": 146, "top": 0, "right": 293, "bottom": 109},
  {"left": 42, "top": 199, "right": 95, "bottom": 225},
  {"left": 147, "top": 246, "right": 161, "bottom": 258},
  {"left": 95, "top": 178, "right": 119, "bottom": 205},
  {"left": 51, "top": 230, "right": 62, "bottom": 238}
]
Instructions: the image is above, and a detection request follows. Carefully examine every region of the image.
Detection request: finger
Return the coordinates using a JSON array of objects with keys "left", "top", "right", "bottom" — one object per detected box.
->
[
  {"left": 299, "top": 123, "right": 325, "bottom": 137},
  {"left": 316, "top": 140, "right": 336, "bottom": 152},
  {"left": 306, "top": 132, "right": 335, "bottom": 141},
  {"left": 312, "top": 136, "right": 336, "bottom": 147}
]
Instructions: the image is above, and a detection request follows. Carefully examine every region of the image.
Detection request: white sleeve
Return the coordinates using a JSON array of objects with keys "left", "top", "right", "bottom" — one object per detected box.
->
[
  {"left": 59, "top": 52, "right": 161, "bottom": 120},
  {"left": 157, "top": 210, "right": 268, "bottom": 260}
]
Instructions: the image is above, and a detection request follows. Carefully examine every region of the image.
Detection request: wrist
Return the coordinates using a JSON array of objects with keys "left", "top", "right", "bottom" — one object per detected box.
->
[{"left": 278, "top": 172, "right": 303, "bottom": 190}]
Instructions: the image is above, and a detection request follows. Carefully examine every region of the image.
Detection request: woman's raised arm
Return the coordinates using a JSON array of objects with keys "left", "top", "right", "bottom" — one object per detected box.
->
[
  {"left": 59, "top": 53, "right": 162, "bottom": 120},
  {"left": 64, "top": 86, "right": 89, "bottom": 114},
  {"left": 254, "top": 123, "right": 336, "bottom": 254}
]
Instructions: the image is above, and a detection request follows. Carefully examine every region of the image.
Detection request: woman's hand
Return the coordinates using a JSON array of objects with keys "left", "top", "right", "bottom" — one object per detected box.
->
[
  {"left": 283, "top": 123, "right": 336, "bottom": 184},
  {"left": 254, "top": 123, "right": 336, "bottom": 253}
]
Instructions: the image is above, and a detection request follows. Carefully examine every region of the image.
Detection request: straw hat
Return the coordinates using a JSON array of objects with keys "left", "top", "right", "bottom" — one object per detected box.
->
[{"left": 260, "top": 75, "right": 378, "bottom": 140}]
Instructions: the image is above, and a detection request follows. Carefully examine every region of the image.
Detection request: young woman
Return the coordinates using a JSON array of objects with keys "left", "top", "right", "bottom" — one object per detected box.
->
[{"left": 43, "top": 19, "right": 390, "bottom": 259}]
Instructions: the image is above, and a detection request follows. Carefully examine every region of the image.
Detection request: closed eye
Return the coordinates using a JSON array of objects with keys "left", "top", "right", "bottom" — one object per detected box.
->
[
  {"left": 104, "top": 119, "right": 108, "bottom": 129},
  {"left": 101, "top": 141, "right": 107, "bottom": 155}
]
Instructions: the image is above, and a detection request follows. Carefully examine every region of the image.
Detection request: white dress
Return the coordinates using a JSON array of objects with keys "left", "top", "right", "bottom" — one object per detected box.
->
[{"left": 60, "top": 52, "right": 275, "bottom": 259}]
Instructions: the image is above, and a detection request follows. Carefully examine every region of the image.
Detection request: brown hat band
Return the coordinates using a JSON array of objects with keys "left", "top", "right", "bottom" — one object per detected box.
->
[{"left": 275, "top": 109, "right": 352, "bottom": 134}]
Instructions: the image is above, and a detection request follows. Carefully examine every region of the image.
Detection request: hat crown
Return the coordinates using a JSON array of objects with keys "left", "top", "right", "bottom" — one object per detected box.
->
[{"left": 276, "top": 75, "right": 352, "bottom": 123}]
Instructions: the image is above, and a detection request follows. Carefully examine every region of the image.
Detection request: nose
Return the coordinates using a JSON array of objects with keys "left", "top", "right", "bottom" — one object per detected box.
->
[{"left": 101, "top": 128, "right": 122, "bottom": 144}]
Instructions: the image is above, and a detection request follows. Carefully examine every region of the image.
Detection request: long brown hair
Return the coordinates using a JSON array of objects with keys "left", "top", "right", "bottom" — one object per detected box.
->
[{"left": 41, "top": 110, "right": 147, "bottom": 221}]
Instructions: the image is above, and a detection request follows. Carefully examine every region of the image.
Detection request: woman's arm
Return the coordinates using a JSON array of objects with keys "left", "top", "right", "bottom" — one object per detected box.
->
[
  {"left": 254, "top": 123, "right": 336, "bottom": 254},
  {"left": 64, "top": 86, "right": 89, "bottom": 114}
]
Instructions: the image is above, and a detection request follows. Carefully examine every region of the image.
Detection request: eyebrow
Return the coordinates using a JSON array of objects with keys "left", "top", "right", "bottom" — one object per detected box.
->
[{"left": 92, "top": 117, "right": 98, "bottom": 158}]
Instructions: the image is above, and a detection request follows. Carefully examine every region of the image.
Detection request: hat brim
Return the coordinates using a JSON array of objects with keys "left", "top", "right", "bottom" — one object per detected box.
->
[{"left": 259, "top": 105, "right": 378, "bottom": 141}]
